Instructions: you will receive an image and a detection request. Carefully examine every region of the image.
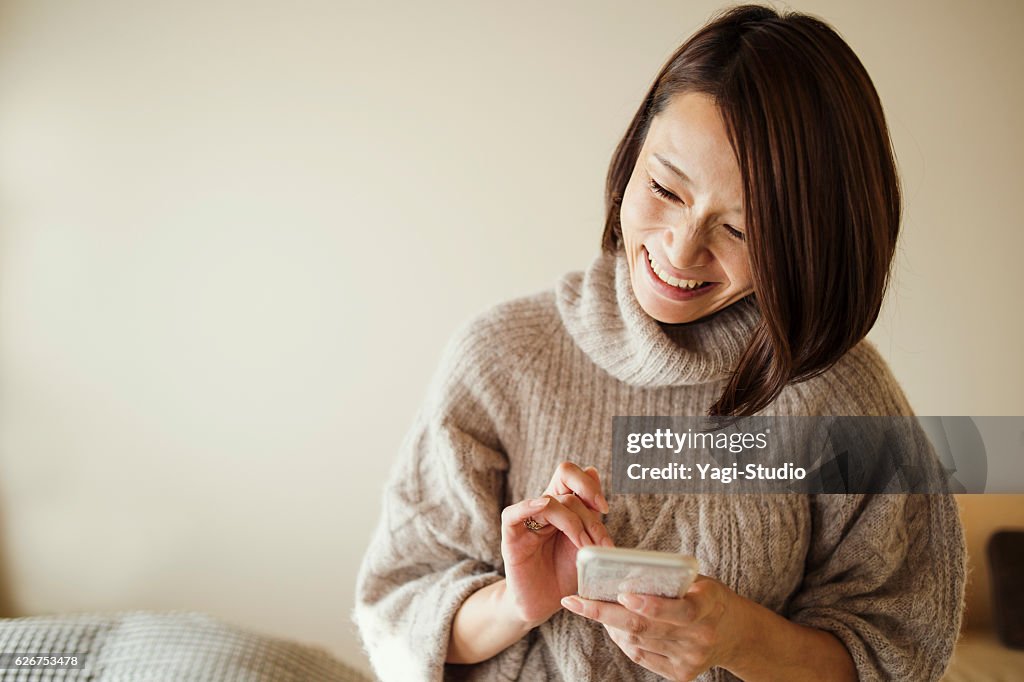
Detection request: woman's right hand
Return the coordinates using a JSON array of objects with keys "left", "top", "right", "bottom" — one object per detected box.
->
[
  {"left": 499, "top": 462, "right": 615, "bottom": 626},
  {"left": 447, "top": 462, "right": 615, "bottom": 664}
]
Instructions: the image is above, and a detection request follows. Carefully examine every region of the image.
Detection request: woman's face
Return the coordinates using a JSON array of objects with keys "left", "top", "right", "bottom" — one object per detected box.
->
[{"left": 620, "top": 92, "right": 754, "bottom": 324}]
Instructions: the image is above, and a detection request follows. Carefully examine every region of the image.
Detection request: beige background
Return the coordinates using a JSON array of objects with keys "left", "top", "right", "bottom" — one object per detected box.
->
[{"left": 0, "top": 0, "right": 1021, "bottom": 673}]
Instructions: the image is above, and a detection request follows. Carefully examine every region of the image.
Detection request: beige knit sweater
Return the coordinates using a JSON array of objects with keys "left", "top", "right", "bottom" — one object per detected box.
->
[{"left": 354, "top": 250, "right": 966, "bottom": 681}]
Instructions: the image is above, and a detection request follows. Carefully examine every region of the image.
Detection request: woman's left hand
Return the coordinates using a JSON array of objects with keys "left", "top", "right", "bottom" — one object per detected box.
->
[{"left": 560, "top": 575, "right": 742, "bottom": 681}]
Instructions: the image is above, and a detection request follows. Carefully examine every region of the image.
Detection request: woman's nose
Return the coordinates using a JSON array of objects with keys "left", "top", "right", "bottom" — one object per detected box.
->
[{"left": 662, "top": 222, "right": 711, "bottom": 269}]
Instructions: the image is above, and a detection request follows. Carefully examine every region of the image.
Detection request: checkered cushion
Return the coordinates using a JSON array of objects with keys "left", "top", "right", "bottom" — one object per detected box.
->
[{"left": 0, "top": 611, "right": 369, "bottom": 681}]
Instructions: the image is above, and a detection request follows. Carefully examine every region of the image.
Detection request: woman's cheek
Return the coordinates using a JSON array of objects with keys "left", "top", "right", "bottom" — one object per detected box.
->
[{"left": 620, "top": 189, "right": 660, "bottom": 241}]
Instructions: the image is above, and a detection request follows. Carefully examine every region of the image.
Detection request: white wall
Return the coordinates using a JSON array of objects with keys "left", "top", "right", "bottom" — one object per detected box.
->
[{"left": 0, "top": 0, "right": 1020, "bottom": 673}]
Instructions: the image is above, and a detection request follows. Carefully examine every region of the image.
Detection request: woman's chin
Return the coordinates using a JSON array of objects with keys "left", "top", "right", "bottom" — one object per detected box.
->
[
  {"left": 637, "top": 293, "right": 710, "bottom": 324},
  {"left": 632, "top": 278, "right": 714, "bottom": 324}
]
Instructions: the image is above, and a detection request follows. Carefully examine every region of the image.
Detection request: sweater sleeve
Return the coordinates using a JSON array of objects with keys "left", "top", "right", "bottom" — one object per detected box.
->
[
  {"left": 784, "top": 343, "right": 967, "bottom": 681},
  {"left": 786, "top": 493, "right": 965, "bottom": 681},
  {"left": 782, "top": 342, "right": 966, "bottom": 675},
  {"left": 352, "top": 314, "right": 519, "bottom": 681}
]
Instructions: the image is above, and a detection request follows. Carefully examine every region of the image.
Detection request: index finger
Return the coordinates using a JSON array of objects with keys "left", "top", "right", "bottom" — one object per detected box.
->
[
  {"left": 545, "top": 461, "right": 609, "bottom": 513},
  {"left": 615, "top": 592, "right": 695, "bottom": 625},
  {"left": 617, "top": 575, "right": 716, "bottom": 625},
  {"left": 560, "top": 596, "right": 676, "bottom": 640}
]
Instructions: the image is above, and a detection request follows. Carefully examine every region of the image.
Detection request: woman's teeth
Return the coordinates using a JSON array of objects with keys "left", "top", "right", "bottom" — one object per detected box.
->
[{"left": 647, "top": 251, "right": 706, "bottom": 290}]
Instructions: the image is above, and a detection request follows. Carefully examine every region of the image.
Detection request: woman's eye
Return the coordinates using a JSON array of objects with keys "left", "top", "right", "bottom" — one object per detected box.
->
[
  {"left": 648, "top": 177, "right": 745, "bottom": 242},
  {"left": 648, "top": 178, "right": 680, "bottom": 203},
  {"left": 724, "top": 225, "right": 746, "bottom": 242}
]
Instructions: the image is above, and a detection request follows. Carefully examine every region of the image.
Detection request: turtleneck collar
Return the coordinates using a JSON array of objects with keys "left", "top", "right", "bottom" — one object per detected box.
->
[{"left": 555, "top": 249, "right": 761, "bottom": 387}]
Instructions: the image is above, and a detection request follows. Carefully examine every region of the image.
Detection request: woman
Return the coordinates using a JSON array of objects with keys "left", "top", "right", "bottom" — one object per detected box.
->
[{"left": 354, "top": 5, "right": 965, "bottom": 681}]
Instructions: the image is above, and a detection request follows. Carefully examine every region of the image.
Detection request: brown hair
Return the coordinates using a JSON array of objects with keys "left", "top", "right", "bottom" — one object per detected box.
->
[{"left": 603, "top": 5, "right": 901, "bottom": 416}]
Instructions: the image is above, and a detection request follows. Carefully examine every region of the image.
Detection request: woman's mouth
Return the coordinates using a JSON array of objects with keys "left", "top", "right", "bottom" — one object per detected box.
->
[
  {"left": 647, "top": 250, "right": 711, "bottom": 289},
  {"left": 642, "top": 248, "right": 717, "bottom": 300}
]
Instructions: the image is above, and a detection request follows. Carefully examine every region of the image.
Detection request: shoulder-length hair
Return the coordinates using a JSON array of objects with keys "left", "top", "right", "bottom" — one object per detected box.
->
[{"left": 603, "top": 4, "right": 901, "bottom": 416}]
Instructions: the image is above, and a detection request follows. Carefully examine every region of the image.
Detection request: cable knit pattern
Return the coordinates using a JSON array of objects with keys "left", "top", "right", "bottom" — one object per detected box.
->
[{"left": 354, "top": 249, "right": 966, "bottom": 682}]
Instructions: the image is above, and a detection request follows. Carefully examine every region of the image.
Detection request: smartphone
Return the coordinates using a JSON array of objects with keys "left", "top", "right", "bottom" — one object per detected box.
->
[{"left": 576, "top": 546, "right": 699, "bottom": 602}]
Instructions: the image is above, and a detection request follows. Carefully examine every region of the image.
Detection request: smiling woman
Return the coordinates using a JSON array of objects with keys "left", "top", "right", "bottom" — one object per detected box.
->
[{"left": 354, "top": 5, "right": 965, "bottom": 682}]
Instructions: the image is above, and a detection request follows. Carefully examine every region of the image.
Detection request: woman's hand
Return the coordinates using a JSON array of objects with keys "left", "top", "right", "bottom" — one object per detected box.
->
[
  {"left": 559, "top": 575, "right": 740, "bottom": 681},
  {"left": 448, "top": 461, "right": 616, "bottom": 664},
  {"left": 499, "top": 462, "right": 614, "bottom": 626},
  {"left": 559, "top": 574, "right": 857, "bottom": 681}
]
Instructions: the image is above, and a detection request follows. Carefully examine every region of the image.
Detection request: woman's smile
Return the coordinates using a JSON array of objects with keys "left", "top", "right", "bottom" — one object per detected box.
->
[{"left": 641, "top": 246, "right": 719, "bottom": 301}]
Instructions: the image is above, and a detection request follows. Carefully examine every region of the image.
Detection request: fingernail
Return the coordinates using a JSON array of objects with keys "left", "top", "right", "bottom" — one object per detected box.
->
[
  {"left": 617, "top": 593, "right": 643, "bottom": 610},
  {"left": 596, "top": 494, "right": 609, "bottom": 513},
  {"left": 529, "top": 497, "right": 548, "bottom": 508},
  {"left": 561, "top": 596, "right": 582, "bottom": 612},
  {"left": 601, "top": 537, "right": 615, "bottom": 548}
]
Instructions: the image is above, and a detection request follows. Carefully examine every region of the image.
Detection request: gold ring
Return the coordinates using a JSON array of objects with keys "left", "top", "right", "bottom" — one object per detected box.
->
[{"left": 524, "top": 517, "right": 545, "bottom": 531}]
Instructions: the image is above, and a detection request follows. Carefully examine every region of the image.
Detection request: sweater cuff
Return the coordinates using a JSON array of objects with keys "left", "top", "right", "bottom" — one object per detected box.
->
[
  {"left": 355, "top": 561, "right": 503, "bottom": 682},
  {"left": 789, "top": 606, "right": 933, "bottom": 682}
]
